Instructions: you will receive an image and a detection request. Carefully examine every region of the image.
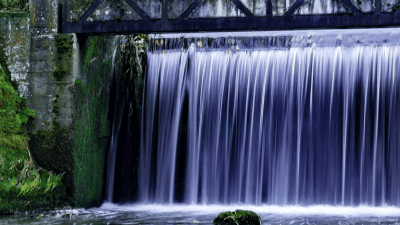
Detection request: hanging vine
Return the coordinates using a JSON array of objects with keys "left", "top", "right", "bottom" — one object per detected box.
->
[{"left": 117, "top": 34, "right": 148, "bottom": 127}]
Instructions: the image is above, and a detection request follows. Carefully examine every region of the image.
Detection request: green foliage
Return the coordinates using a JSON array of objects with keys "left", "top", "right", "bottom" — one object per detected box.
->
[
  {"left": 83, "top": 36, "right": 99, "bottom": 73},
  {"left": 0, "top": 0, "right": 28, "bottom": 11},
  {"left": 28, "top": 126, "right": 74, "bottom": 202},
  {"left": 0, "top": 59, "right": 65, "bottom": 214},
  {"left": 0, "top": 34, "right": 18, "bottom": 90},
  {"left": 45, "top": 172, "right": 62, "bottom": 193},
  {"left": 53, "top": 92, "right": 60, "bottom": 115},
  {"left": 53, "top": 35, "right": 73, "bottom": 82},
  {"left": 53, "top": 67, "right": 67, "bottom": 82},
  {"left": 213, "top": 210, "right": 261, "bottom": 225},
  {"left": 53, "top": 120, "right": 60, "bottom": 129},
  {"left": 56, "top": 35, "right": 74, "bottom": 55},
  {"left": 53, "top": 104, "right": 60, "bottom": 115},
  {"left": 0, "top": 0, "right": 6, "bottom": 8},
  {"left": 0, "top": 65, "right": 34, "bottom": 134},
  {"left": 118, "top": 35, "right": 148, "bottom": 129},
  {"left": 75, "top": 79, "right": 82, "bottom": 86}
]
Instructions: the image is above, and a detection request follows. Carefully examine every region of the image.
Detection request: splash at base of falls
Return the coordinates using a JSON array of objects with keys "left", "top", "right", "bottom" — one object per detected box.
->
[
  {"left": 3, "top": 204, "right": 400, "bottom": 224},
  {"left": 99, "top": 203, "right": 400, "bottom": 217},
  {"left": 97, "top": 203, "right": 400, "bottom": 224}
]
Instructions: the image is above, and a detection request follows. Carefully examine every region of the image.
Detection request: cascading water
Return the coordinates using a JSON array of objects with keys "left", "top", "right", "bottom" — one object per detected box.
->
[
  {"left": 135, "top": 29, "right": 400, "bottom": 206},
  {"left": 102, "top": 29, "right": 400, "bottom": 208}
]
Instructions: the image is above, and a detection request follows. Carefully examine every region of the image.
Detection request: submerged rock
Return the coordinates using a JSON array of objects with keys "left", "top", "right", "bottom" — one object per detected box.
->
[{"left": 213, "top": 210, "right": 261, "bottom": 225}]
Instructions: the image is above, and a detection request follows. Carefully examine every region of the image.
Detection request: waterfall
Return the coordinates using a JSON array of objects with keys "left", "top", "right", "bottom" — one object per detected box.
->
[
  {"left": 106, "top": 47, "right": 119, "bottom": 202},
  {"left": 137, "top": 30, "right": 400, "bottom": 206}
]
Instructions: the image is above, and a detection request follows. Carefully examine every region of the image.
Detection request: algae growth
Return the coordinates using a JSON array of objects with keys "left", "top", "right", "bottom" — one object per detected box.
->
[
  {"left": 0, "top": 0, "right": 28, "bottom": 12},
  {"left": 74, "top": 36, "right": 113, "bottom": 207},
  {"left": 53, "top": 35, "right": 73, "bottom": 82}
]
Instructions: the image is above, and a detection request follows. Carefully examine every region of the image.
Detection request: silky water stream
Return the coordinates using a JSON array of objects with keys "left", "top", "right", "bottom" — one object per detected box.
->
[{"left": 3, "top": 28, "right": 400, "bottom": 224}]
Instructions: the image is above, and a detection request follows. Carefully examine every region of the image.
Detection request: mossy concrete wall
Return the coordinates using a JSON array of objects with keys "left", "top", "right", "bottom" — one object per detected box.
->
[
  {"left": 0, "top": 12, "right": 30, "bottom": 96},
  {"left": 73, "top": 35, "right": 116, "bottom": 207},
  {"left": 25, "top": 0, "right": 78, "bottom": 205},
  {"left": 1, "top": 0, "right": 116, "bottom": 208},
  {"left": 28, "top": 0, "right": 79, "bottom": 131},
  {"left": 28, "top": 0, "right": 114, "bottom": 207}
]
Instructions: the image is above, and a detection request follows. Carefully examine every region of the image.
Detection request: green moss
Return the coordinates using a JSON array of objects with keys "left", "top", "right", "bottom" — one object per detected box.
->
[
  {"left": 53, "top": 90, "right": 60, "bottom": 115},
  {"left": 0, "top": 0, "right": 28, "bottom": 12},
  {"left": 0, "top": 12, "right": 28, "bottom": 17},
  {"left": 53, "top": 35, "right": 73, "bottom": 82},
  {"left": 53, "top": 121, "right": 60, "bottom": 129},
  {"left": 213, "top": 210, "right": 261, "bottom": 225},
  {"left": 74, "top": 36, "right": 112, "bottom": 207},
  {"left": 75, "top": 79, "right": 82, "bottom": 86},
  {"left": 82, "top": 36, "right": 99, "bottom": 73},
  {"left": 0, "top": 34, "right": 18, "bottom": 90},
  {"left": 0, "top": 48, "right": 65, "bottom": 214},
  {"left": 53, "top": 67, "right": 67, "bottom": 82},
  {"left": 28, "top": 126, "right": 73, "bottom": 203},
  {"left": 56, "top": 35, "right": 73, "bottom": 55},
  {"left": 53, "top": 104, "right": 60, "bottom": 115}
]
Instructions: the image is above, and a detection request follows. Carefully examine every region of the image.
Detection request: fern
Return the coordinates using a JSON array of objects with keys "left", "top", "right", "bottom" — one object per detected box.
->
[{"left": 45, "top": 173, "right": 63, "bottom": 193}]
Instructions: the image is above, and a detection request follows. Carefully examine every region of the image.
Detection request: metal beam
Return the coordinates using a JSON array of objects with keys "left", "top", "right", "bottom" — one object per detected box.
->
[{"left": 62, "top": 0, "right": 400, "bottom": 34}]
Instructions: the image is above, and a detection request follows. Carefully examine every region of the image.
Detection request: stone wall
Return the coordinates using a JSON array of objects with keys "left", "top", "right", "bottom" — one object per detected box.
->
[
  {"left": 28, "top": 0, "right": 79, "bottom": 131},
  {"left": 1, "top": 0, "right": 80, "bottom": 131},
  {"left": 1, "top": 0, "right": 115, "bottom": 208},
  {"left": 28, "top": 0, "right": 114, "bottom": 208},
  {"left": 0, "top": 12, "right": 30, "bottom": 96}
]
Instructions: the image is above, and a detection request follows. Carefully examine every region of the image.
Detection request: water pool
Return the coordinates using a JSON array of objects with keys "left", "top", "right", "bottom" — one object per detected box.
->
[{"left": 1, "top": 204, "right": 400, "bottom": 224}]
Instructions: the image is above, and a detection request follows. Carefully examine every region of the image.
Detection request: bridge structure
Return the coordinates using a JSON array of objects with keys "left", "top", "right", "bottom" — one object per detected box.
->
[{"left": 62, "top": 0, "right": 400, "bottom": 34}]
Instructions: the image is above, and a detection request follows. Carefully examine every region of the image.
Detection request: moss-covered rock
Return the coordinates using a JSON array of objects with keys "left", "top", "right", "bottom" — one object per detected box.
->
[
  {"left": 28, "top": 127, "right": 74, "bottom": 198},
  {"left": 213, "top": 210, "right": 262, "bottom": 225}
]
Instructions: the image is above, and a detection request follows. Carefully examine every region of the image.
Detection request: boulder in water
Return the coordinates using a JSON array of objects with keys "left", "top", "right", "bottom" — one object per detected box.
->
[{"left": 213, "top": 210, "right": 261, "bottom": 225}]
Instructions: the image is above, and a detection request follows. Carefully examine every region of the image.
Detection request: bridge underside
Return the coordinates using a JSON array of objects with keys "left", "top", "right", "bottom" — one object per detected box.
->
[{"left": 63, "top": 0, "right": 400, "bottom": 34}]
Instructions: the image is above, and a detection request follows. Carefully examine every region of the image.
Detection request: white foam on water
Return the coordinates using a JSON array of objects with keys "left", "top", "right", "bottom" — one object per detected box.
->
[{"left": 99, "top": 203, "right": 400, "bottom": 217}]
